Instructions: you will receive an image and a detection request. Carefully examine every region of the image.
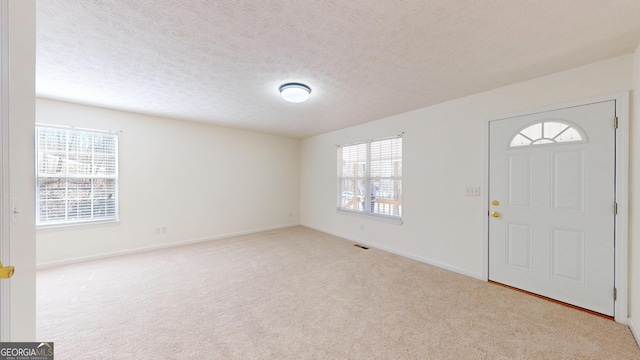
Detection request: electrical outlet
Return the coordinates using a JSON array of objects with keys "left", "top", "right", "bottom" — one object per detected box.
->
[
  {"left": 155, "top": 227, "right": 162, "bottom": 234},
  {"left": 162, "top": 227, "right": 167, "bottom": 234},
  {"left": 464, "top": 187, "right": 481, "bottom": 196}
]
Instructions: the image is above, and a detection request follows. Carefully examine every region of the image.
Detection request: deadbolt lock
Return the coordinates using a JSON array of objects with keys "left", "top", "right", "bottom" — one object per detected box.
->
[
  {"left": 492, "top": 200, "right": 500, "bottom": 206},
  {"left": 0, "top": 261, "right": 14, "bottom": 279}
]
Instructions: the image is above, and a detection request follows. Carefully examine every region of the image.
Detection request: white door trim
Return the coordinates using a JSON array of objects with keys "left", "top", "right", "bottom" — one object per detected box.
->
[
  {"left": 0, "top": 0, "right": 11, "bottom": 341},
  {"left": 482, "top": 92, "right": 630, "bottom": 324}
]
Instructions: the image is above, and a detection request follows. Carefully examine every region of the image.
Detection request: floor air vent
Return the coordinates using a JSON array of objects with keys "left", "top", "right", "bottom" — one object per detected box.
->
[{"left": 353, "top": 244, "right": 369, "bottom": 250}]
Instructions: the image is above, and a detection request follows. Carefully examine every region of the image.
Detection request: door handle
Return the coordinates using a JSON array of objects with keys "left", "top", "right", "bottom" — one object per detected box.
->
[
  {"left": 0, "top": 261, "right": 14, "bottom": 279},
  {"left": 491, "top": 211, "right": 500, "bottom": 218}
]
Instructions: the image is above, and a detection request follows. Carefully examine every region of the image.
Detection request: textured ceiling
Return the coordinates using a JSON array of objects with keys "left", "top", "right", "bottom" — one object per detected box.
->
[{"left": 36, "top": 0, "right": 640, "bottom": 138}]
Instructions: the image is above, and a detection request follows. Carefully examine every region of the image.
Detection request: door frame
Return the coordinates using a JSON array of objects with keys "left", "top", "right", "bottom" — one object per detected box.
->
[
  {"left": 482, "top": 92, "right": 630, "bottom": 324},
  {"left": 0, "top": 0, "right": 10, "bottom": 340}
]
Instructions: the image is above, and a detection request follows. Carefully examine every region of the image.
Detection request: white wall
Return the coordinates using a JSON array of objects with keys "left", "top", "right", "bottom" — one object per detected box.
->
[
  {"left": 4, "top": 0, "right": 36, "bottom": 340},
  {"left": 301, "top": 55, "right": 633, "bottom": 279},
  {"left": 36, "top": 99, "right": 300, "bottom": 265},
  {"left": 629, "top": 44, "right": 640, "bottom": 339}
]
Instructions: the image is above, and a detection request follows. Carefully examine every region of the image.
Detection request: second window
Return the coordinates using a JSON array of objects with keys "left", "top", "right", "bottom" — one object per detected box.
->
[{"left": 337, "top": 135, "right": 402, "bottom": 220}]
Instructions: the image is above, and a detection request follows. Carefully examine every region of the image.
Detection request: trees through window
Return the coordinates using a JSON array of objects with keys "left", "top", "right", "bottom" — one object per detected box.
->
[
  {"left": 337, "top": 135, "right": 402, "bottom": 220},
  {"left": 36, "top": 125, "right": 119, "bottom": 226}
]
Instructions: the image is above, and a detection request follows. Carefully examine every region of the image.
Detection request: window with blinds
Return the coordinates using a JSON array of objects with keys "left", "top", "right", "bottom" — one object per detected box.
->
[
  {"left": 36, "top": 125, "right": 119, "bottom": 226},
  {"left": 337, "top": 135, "right": 402, "bottom": 220}
]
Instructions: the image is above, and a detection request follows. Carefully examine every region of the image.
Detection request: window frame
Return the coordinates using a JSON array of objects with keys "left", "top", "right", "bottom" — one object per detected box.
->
[
  {"left": 336, "top": 134, "right": 403, "bottom": 222},
  {"left": 35, "top": 124, "right": 119, "bottom": 228}
]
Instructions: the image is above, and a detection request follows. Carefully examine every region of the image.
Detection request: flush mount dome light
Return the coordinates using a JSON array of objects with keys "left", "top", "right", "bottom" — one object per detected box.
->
[{"left": 279, "top": 83, "right": 311, "bottom": 103}]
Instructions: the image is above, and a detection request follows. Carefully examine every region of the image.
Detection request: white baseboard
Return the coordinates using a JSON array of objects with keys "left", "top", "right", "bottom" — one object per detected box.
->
[
  {"left": 301, "top": 223, "right": 484, "bottom": 281},
  {"left": 37, "top": 223, "right": 300, "bottom": 269},
  {"left": 629, "top": 317, "right": 640, "bottom": 347}
]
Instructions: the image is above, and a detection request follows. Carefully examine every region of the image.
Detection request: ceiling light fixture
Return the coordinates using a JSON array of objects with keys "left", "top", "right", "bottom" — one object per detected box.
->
[{"left": 279, "top": 83, "right": 311, "bottom": 103}]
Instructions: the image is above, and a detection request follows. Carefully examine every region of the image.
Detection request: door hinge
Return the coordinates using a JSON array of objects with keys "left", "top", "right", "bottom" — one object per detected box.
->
[
  {"left": 614, "top": 288, "right": 617, "bottom": 301},
  {"left": 614, "top": 116, "right": 619, "bottom": 129},
  {"left": 614, "top": 202, "right": 618, "bottom": 215}
]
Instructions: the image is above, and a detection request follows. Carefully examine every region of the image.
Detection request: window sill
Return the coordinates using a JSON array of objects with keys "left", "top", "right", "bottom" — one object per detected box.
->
[
  {"left": 37, "top": 219, "right": 120, "bottom": 231},
  {"left": 336, "top": 209, "right": 403, "bottom": 225}
]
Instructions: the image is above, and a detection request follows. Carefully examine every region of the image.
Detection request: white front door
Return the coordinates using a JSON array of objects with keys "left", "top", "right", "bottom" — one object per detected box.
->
[{"left": 488, "top": 100, "right": 616, "bottom": 316}]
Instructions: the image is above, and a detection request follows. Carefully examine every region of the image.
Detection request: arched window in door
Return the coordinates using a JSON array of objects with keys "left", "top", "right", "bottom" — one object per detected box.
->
[{"left": 510, "top": 121, "right": 585, "bottom": 147}]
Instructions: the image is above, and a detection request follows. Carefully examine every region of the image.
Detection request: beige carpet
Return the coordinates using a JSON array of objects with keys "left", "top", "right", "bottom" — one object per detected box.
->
[{"left": 37, "top": 226, "right": 640, "bottom": 359}]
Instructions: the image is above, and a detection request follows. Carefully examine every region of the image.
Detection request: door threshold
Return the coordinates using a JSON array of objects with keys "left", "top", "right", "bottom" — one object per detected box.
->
[{"left": 488, "top": 280, "right": 613, "bottom": 321}]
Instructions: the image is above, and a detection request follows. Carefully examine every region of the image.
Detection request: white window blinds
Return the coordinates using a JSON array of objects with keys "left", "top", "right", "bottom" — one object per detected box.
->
[
  {"left": 337, "top": 135, "right": 402, "bottom": 220},
  {"left": 36, "top": 125, "right": 119, "bottom": 226}
]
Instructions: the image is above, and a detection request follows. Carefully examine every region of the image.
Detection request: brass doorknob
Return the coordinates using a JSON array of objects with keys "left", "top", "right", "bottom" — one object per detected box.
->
[
  {"left": 0, "top": 261, "right": 14, "bottom": 279},
  {"left": 491, "top": 211, "right": 500, "bottom": 218}
]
